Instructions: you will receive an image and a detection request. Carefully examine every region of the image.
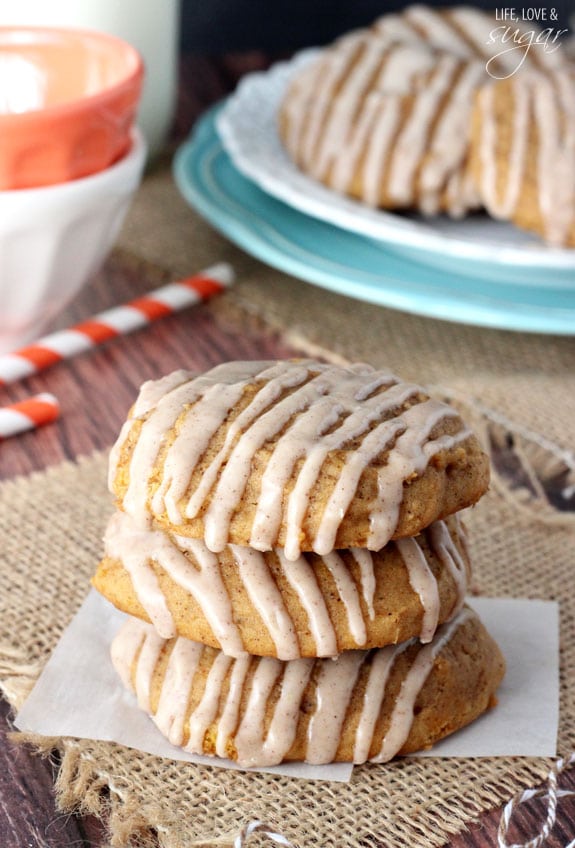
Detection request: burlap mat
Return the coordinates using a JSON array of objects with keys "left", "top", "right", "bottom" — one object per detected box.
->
[{"left": 1, "top": 162, "right": 574, "bottom": 847}]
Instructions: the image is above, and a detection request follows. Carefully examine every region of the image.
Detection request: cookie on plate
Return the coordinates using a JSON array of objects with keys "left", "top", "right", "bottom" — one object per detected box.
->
[
  {"left": 94, "top": 511, "right": 471, "bottom": 659},
  {"left": 470, "top": 69, "right": 575, "bottom": 247},
  {"left": 109, "top": 360, "right": 490, "bottom": 559},
  {"left": 278, "top": 31, "right": 483, "bottom": 216},
  {"left": 371, "top": 5, "right": 568, "bottom": 77},
  {"left": 111, "top": 606, "right": 505, "bottom": 766}
]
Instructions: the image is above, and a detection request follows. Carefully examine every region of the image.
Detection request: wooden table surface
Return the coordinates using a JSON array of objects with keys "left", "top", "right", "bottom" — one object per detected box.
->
[{"left": 0, "top": 53, "right": 574, "bottom": 848}]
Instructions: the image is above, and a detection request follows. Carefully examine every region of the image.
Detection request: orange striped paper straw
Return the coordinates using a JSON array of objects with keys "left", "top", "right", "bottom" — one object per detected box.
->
[
  {"left": 0, "top": 393, "right": 60, "bottom": 439},
  {"left": 0, "top": 263, "right": 234, "bottom": 385}
]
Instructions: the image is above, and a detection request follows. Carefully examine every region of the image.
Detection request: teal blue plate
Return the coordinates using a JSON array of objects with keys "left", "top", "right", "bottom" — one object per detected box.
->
[{"left": 173, "top": 104, "right": 575, "bottom": 335}]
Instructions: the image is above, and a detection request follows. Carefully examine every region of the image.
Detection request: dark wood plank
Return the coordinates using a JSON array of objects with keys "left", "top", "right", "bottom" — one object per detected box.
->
[
  {"left": 447, "top": 783, "right": 575, "bottom": 848},
  {"left": 0, "top": 698, "right": 106, "bottom": 848}
]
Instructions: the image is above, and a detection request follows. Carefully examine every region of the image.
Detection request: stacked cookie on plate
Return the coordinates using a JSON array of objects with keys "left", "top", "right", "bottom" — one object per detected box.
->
[
  {"left": 93, "top": 359, "right": 505, "bottom": 767},
  {"left": 278, "top": 4, "right": 575, "bottom": 246}
]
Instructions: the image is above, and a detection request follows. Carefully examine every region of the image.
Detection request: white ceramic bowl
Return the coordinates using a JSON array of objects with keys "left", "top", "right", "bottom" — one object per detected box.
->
[{"left": 0, "top": 127, "right": 146, "bottom": 354}]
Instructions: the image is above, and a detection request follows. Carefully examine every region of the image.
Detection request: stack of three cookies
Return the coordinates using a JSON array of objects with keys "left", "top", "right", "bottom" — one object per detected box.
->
[{"left": 93, "top": 359, "right": 505, "bottom": 767}]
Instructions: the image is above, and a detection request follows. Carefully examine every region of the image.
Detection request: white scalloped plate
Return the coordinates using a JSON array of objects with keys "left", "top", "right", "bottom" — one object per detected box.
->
[{"left": 216, "top": 50, "right": 575, "bottom": 287}]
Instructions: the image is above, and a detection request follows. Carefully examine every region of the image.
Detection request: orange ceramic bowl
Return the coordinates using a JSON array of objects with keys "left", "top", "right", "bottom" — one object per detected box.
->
[{"left": 0, "top": 27, "right": 143, "bottom": 189}]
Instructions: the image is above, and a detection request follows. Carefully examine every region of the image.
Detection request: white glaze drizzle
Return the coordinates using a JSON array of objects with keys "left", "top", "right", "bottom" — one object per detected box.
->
[
  {"left": 276, "top": 548, "right": 338, "bottom": 657},
  {"left": 110, "top": 616, "right": 145, "bottom": 692},
  {"left": 418, "top": 60, "right": 485, "bottom": 199},
  {"left": 477, "top": 70, "right": 575, "bottom": 246},
  {"left": 107, "top": 369, "right": 192, "bottom": 493},
  {"left": 112, "top": 361, "right": 472, "bottom": 560},
  {"left": 120, "top": 379, "right": 213, "bottom": 526},
  {"left": 306, "top": 651, "right": 365, "bottom": 764},
  {"left": 104, "top": 511, "right": 245, "bottom": 655},
  {"left": 352, "top": 643, "right": 404, "bottom": 763},
  {"left": 230, "top": 545, "right": 299, "bottom": 660},
  {"left": 325, "top": 40, "right": 436, "bottom": 193},
  {"left": 185, "top": 362, "right": 314, "bottom": 526},
  {"left": 349, "top": 548, "right": 376, "bottom": 620},
  {"left": 298, "top": 32, "right": 361, "bottom": 170},
  {"left": 134, "top": 624, "right": 164, "bottom": 714},
  {"left": 215, "top": 655, "right": 250, "bottom": 758},
  {"left": 105, "top": 513, "right": 175, "bottom": 639},
  {"left": 112, "top": 361, "right": 284, "bottom": 524},
  {"left": 315, "top": 398, "right": 463, "bottom": 556},
  {"left": 313, "top": 32, "right": 393, "bottom": 182},
  {"left": 373, "top": 5, "right": 567, "bottom": 73},
  {"left": 322, "top": 552, "right": 366, "bottom": 646},
  {"left": 478, "top": 79, "right": 529, "bottom": 219},
  {"left": 393, "top": 516, "right": 469, "bottom": 644},
  {"left": 254, "top": 659, "right": 315, "bottom": 766},
  {"left": 153, "top": 381, "right": 249, "bottom": 526},
  {"left": 155, "top": 638, "right": 202, "bottom": 746},
  {"left": 281, "top": 378, "right": 419, "bottom": 560},
  {"left": 203, "top": 369, "right": 345, "bottom": 552},
  {"left": 361, "top": 94, "right": 401, "bottom": 207},
  {"left": 105, "top": 511, "right": 467, "bottom": 659},
  {"left": 371, "top": 607, "right": 473, "bottom": 762},
  {"left": 234, "top": 657, "right": 314, "bottom": 766},
  {"left": 371, "top": 402, "right": 465, "bottom": 551},
  {"left": 112, "top": 607, "right": 475, "bottom": 767},
  {"left": 403, "top": 6, "right": 472, "bottom": 55},
  {"left": 283, "top": 32, "right": 479, "bottom": 216},
  {"left": 187, "top": 652, "right": 233, "bottom": 753},
  {"left": 387, "top": 53, "right": 459, "bottom": 204},
  {"left": 395, "top": 537, "right": 440, "bottom": 643},
  {"left": 428, "top": 519, "right": 468, "bottom": 619},
  {"left": 176, "top": 537, "right": 246, "bottom": 655}
]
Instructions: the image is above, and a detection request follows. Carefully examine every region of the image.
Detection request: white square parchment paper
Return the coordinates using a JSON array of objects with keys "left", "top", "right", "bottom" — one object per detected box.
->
[{"left": 15, "top": 592, "right": 559, "bottom": 783}]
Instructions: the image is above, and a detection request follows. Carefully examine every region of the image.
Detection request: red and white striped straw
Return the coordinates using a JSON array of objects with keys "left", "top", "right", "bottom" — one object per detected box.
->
[
  {"left": 0, "top": 393, "right": 60, "bottom": 439},
  {"left": 0, "top": 263, "right": 234, "bottom": 385}
]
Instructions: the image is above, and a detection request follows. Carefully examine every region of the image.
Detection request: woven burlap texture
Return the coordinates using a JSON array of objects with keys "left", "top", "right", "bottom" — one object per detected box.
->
[{"left": 0, "top": 395, "right": 574, "bottom": 848}]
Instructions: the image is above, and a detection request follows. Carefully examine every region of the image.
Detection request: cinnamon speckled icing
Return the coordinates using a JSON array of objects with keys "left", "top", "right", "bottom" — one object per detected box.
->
[
  {"left": 111, "top": 606, "right": 504, "bottom": 767},
  {"left": 109, "top": 360, "right": 486, "bottom": 560},
  {"left": 371, "top": 5, "right": 567, "bottom": 75},
  {"left": 279, "top": 5, "right": 569, "bottom": 219},
  {"left": 280, "top": 34, "right": 484, "bottom": 216},
  {"left": 475, "top": 69, "right": 575, "bottom": 246},
  {"left": 100, "top": 511, "right": 469, "bottom": 658}
]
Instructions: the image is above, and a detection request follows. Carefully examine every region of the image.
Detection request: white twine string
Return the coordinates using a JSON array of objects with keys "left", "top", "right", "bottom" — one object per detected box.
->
[
  {"left": 234, "top": 820, "right": 295, "bottom": 848},
  {"left": 498, "top": 753, "right": 575, "bottom": 848},
  {"left": 428, "top": 385, "right": 575, "bottom": 492}
]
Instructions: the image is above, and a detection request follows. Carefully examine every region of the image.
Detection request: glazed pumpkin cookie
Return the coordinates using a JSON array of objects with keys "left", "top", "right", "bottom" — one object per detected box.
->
[
  {"left": 371, "top": 5, "right": 567, "bottom": 77},
  {"left": 108, "top": 360, "right": 490, "bottom": 558},
  {"left": 94, "top": 511, "right": 470, "bottom": 659},
  {"left": 278, "top": 31, "right": 484, "bottom": 216},
  {"left": 470, "top": 69, "right": 575, "bottom": 247},
  {"left": 111, "top": 606, "right": 505, "bottom": 767}
]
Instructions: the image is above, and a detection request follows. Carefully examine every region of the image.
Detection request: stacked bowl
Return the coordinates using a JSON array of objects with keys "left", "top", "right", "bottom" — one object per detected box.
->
[{"left": 0, "top": 26, "right": 146, "bottom": 353}]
